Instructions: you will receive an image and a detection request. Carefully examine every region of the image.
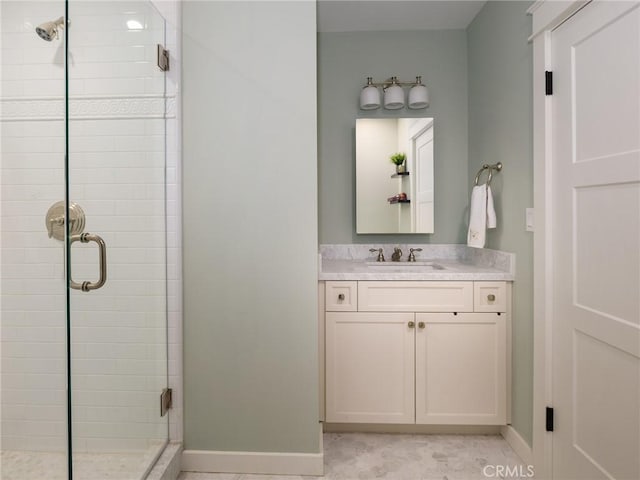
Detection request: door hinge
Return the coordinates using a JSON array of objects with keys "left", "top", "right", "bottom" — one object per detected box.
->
[
  {"left": 546, "top": 406, "right": 554, "bottom": 432},
  {"left": 545, "top": 71, "right": 553, "bottom": 95},
  {"left": 157, "top": 44, "right": 170, "bottom": 72},
  {"left": 160, "top": 388, "right": 172, "bottom": 417}
]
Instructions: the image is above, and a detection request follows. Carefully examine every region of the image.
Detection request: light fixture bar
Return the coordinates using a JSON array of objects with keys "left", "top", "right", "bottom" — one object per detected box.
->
[{"left": 366, "top": 76, "right": 424, "bottom": 88}]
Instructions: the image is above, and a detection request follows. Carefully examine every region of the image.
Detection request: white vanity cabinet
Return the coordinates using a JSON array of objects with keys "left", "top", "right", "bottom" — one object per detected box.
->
[{"left": 324, "top": 280, "right": 509, "bottom": 426}]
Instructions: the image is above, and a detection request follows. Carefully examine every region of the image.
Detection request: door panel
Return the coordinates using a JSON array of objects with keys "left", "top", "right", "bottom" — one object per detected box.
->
[
  {"left": 574, "top": 331, "right": 639, "bottom": 480},
  {"left": 575, "top": 183, "right": 640, "bottom": 325},
  {"left": 552, "top": 2, "right": 640, "bottom": 478},
  {"left": 572, "top": 5, "right": 639, "bottom": 163}
]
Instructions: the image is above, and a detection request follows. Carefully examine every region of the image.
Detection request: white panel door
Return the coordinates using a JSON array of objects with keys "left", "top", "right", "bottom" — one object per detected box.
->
[
  {"left": 552, "top": 2, "right": 640, "bottom": 478},
  {"left": 415, "top": 313, "right": 506, "bottom": 425},
  {"left": 413, "top": 124, "right": 434, "bottom": 233},
  {"left": 325, "top": 312, "right": 415, "bottom": 423}
]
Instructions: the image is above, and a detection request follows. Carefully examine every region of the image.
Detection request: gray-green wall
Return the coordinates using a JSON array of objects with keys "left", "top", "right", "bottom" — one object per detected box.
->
[
  {"left": 318, "top": 30, "right": 469, "bottom": 244},
  {"left": 182, "top": 1, "right": 320, "bottom": 453},
  {"left": 183, "top": 0, "right": 532, "bottom": 453},
  {"left": 318, "top": 2, "right": 533, "bottom": 446},
  {"left": 467, "top": 1, "right": 533, "bottom": 445}
]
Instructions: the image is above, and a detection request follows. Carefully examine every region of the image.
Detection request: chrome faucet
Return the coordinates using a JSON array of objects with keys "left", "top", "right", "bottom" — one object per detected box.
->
[
  {"left": 391, "top": 247, "right": 403, "bottom": 262},
  {"left": 408, "top": 248, "right": 423, "bottom": 262},
  {"left": 369, "top": 248, "right": 385, "bottom": 262}
]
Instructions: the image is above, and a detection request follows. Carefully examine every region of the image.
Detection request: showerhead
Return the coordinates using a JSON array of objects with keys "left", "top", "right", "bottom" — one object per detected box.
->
[{"left": 35, "top": 16, "right": 65, "bottom": 41}]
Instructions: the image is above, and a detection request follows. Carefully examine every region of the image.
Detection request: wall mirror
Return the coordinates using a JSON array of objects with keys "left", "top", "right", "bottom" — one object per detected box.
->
[{"left": 356, "top": 118, "right": 434, "bottom": 234}]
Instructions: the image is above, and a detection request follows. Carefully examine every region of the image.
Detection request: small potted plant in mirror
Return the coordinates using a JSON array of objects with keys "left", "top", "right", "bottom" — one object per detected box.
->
[{"left": 390, "top": 152, "right": 407, "bottom": 174}]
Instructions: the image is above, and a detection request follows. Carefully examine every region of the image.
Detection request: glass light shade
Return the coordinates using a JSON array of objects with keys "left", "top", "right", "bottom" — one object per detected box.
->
[
  {"left": 360, "top": 85, "right": 381, "bottom": 110},
  {"left": 408, "top": 84, "right": 429, "bottom": 109},
  {"left": 384, "top": 84, "right": 404, "bottom": 110}
]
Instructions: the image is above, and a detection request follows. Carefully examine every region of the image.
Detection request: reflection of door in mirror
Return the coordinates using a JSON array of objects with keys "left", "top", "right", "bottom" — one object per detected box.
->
[
  {"left": 412, "top": 119, "right": 434, "bottom": 233},
  {"left": 356, "top": 118, "right": 434, "bottom": 234}
]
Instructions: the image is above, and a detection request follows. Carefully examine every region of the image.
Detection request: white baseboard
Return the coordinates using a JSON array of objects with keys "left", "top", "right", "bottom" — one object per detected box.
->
[
  {"left": 324, "top": 423, "right": 501, "bottom": 435},
  {"left": 501, "top": 425, "right": 533, "bottom": 465},
  {"left": 181, "top": 449, "right": 323, "bottom": 476}
]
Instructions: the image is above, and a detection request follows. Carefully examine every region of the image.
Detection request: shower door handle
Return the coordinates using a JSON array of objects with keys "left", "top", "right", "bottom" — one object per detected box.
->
[{"left": 69, "top": 233, "right": 107, "bottom": 292}]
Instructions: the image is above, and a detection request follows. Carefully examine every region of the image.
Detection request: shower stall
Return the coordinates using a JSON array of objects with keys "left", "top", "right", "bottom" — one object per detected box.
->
[{"left": 1, "top": 1, "right": 175, "bottom": 478}]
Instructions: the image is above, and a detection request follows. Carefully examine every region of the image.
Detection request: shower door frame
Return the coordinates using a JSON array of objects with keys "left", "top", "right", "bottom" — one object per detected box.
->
[{"left": 63, "top": 2, "right": 72, "bottom": 476}]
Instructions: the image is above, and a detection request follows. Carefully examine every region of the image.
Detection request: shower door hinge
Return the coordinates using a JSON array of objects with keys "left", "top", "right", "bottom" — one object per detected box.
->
[
  {"left": 157, "top": 44, "right": 170, "bottom": 72},
  {"left": 546, "top": 406, "right": 554, "bottom": 432},
  {"left": 545, "top": 71, "right": 553, "bottom": 95},
  {"left": 160, "top": 388, "right": 173, "bottom": 417}
]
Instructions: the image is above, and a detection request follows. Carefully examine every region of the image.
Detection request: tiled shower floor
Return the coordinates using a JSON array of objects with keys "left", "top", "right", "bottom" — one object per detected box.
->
[
  {"left": 1, "top": 445, "right": 163, "bottom": 480},
  {"left": 179, "top": 433, "right": 528, "bottom": 480}
]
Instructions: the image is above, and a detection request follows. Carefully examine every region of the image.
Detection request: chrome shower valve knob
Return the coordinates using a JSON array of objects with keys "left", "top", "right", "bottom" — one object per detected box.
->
[{"left": 45, "top": 201, "right": 86, "bottom": 241}]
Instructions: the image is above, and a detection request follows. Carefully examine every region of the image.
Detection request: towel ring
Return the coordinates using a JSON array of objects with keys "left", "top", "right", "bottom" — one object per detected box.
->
[{"left": 474, "top": 162, "right": 503, "bottom": 186}]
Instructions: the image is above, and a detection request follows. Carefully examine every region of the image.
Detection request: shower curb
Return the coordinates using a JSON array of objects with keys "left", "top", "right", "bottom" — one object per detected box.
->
[{"left": 147, "top": 443, "right": 182, "bottom": 480}]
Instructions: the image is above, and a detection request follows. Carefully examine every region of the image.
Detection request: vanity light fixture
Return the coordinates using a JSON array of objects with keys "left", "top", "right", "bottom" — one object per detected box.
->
[
  {"left": 360, "top": 77, "right": 381, "bottom": 110},
  {"left": 359, "top": 76, "right": 430, "bottom": 110},
  {"left": 384, "top": 77, "right": 404, "bottom": 110},
  {"left": 408, "top": 76, "right": 429, "bottom": 109}
]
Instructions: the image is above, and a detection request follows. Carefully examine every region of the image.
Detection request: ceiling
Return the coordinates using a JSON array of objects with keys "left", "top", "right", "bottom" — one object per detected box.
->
[{"left": 317, "top": 1, "right": 487, "bottom": 33}]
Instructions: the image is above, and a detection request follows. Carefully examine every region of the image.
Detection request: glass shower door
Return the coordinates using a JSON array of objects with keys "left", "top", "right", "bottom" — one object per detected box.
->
[
  {"left": 1, "top": 1, "right": 169, "bottom": 478},
  {"left": 65, "top": 2, "right": 169, "bottom": 478}
]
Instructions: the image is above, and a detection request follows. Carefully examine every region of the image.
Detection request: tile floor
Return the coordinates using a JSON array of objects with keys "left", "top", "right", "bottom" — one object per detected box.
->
[
  {"left": 1, "top": 450, "right": 152, "bottom": 480},
  {"left": 0, "top": 442, "right": 165, "bottom": 480},
  {"left": 179, "top": 433, "right": 527, "bottom": 480}
]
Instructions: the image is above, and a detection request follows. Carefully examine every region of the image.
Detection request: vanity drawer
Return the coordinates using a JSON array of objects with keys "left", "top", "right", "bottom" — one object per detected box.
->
[
  {"left": 358, "top": 281, "right": 473, "bottom": 312},
  {"left": 474, "top": 282, "right": 507, "bottom": 312},
  {"left": 326, "top": 281, "right": 358, "bottom": 311}
]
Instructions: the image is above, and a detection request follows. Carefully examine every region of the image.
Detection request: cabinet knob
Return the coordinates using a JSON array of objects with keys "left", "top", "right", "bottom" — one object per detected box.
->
[
  {"left": 418, "top": 322, "right": 425, "bottom": 329},
  {"left": 487, "top": 294, "right": 496, "bottom": 302},
  {"left": 338, "top": 293, "right": 345, "bottom": 301},
  {"left": 408, "top": 321, "right": 415, "bottom": 328}
]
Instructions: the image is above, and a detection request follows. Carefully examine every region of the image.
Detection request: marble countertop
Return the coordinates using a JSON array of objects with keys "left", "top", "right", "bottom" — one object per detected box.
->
[{"left": 319, "top": 244, "right": 515, "bottom": 281}]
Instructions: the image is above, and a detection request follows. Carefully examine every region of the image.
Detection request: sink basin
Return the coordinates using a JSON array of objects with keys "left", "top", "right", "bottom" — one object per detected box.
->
[{"left": 366, "top": 261, "right": 444, "bottom": 270}]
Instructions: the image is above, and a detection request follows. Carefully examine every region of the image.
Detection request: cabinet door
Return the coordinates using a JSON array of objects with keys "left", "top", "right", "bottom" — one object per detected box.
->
[
  {"left": 326, "top": 312, "right": 415, "bottom": 423},
  {"left": 415, "top": 313, "right": 506, "bottom": 425}
]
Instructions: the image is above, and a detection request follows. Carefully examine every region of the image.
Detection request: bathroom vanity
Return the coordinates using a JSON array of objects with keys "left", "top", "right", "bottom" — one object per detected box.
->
[{"left": 318, "top": 245, "right": 514, "bottom": 429}]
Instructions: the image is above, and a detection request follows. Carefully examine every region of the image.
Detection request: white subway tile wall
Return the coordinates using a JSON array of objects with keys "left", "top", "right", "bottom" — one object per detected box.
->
[{"left": 1, "top": 0, "right": 182, "bottom": 462}]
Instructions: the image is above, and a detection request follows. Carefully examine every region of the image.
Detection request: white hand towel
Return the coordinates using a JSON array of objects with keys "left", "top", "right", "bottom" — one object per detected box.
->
[
  {"left": 468, "top": 184, "right": 497, "bottom": 248},
  {"left": 468, "top": 185, "right": 488, "bottom": 248},
  {"left": 487, "top": 185, "right": 497, "bottom": 229}
]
